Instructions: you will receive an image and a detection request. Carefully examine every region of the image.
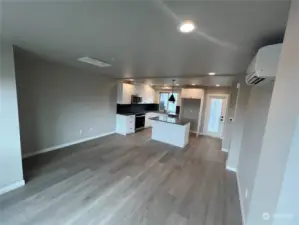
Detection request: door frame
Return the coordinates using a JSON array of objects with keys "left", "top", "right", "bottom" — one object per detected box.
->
[{"left": 203, "top": 93, "right": 229, "bottom": 139}]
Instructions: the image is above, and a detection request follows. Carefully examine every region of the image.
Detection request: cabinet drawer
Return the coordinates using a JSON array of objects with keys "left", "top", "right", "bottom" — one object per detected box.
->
[
  {"left": 128, "top": 123, "right": 135, "bottom": 129},
  {"left": 128, "top": 127, "right": 135, "bottom": 132},
  {"left": 126, "top": 116, "right": 135, "bottom": 131}
]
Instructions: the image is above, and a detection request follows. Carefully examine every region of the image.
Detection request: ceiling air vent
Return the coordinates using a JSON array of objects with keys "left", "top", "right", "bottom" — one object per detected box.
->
[{"left": 78, "top": 57, "right": 111, "bottom": 68}]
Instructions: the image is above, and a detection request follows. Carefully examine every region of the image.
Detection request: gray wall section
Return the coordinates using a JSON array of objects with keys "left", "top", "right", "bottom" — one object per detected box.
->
[
  {"left": 222, "top": 81, "right": 238, "bottom": 150},
  {"left": 14, "top": 47, "right": 117, "bottom": 156},
  {"left": 0, "top": 43, "right": 24, "bottom": 190},
  {"left": 273, "top": 118, "right": 299, "bottom": 225},
  {"left": 237, "top": 84, "right": 274, "bottom": 222},
  {"left": 180, "top": 98, "right": 201, "bottom": 132},
  {"left": 226, "top": 77, "right": 251, "bottom": 170},
  {"left": 246, "top": 2, "right": 299, "bottom": 224}
]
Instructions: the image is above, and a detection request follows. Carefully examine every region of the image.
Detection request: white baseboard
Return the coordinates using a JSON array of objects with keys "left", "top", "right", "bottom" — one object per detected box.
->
[
  {"left": 226, "top": 165, "right": 237, "bottom": 172},
  {"left": 221, "top": 148, "right": 229, "bottom": 152},
  {"left": 200, "top": 132, "right": 223, "bottom": 140},
  {"left": 225, "top": 167, "right": 245, "bottom": 224},
  {"left": 236, "top": 171, "right": 246, "bottom": 225},
  {"left": 0, "top": 180, "right": 25, "bottom": 195},
  {"left": 22, "top": 131, "right": 115, "bottom": 159}
]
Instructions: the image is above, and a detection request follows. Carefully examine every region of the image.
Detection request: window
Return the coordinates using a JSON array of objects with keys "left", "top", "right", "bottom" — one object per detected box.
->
[{"left": 159, "top": 92, "right": 178, "bottom": 113}]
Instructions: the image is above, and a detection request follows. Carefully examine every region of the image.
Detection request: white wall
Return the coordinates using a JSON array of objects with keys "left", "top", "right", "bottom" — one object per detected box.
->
[
  {"left": 222, "top": 81, "right": 239, "bottom": 150},
  {"left": 14, "top": 47, "right": 117, "bottom": 157},
  {"left": 0, "top": 43, "right": 24, "bottom": 193},
  {"left": 226, "top": 78, "right": 251, "bottom": 170},
  {"left": 237, "top": 84, "right": 274, "bottom": 222},
  {"left": 245, "top": 1, "right": 299, "bottom": 224},
  {"left": 273, "top": 118, "right": 299, "bottom": 225}
]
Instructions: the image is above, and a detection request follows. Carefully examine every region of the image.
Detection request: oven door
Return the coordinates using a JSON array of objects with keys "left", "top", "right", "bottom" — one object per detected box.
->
[{"left": 135, "top": 115, "right": 145, "bottom": 130}]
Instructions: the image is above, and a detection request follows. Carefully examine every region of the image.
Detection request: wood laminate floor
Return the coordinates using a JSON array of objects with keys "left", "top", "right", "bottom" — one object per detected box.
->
[{"left": 0, "top": 129, "right": 242, "bottom": 225}]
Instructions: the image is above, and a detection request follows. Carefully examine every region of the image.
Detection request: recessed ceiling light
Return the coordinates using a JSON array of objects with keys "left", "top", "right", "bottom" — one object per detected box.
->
[
  {"left": 216, "top": 84, "right": 220, "bottom": 87},
  {"left": 209, "top": 72, "right": 216, "bottom": 75},
  {"left": 78, "top": 57, "right": 111, "bottom": 68},
  {"left": 179, "top": 20, "right": 196, "bottom": 33}
]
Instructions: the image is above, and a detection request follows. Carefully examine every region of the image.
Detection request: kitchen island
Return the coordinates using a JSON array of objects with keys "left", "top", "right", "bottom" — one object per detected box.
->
[{"left": 150, "top": 116, "right": 190, "bottom": 148}]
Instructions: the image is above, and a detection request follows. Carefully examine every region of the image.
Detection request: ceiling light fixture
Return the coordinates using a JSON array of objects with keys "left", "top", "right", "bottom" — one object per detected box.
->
[
  {"left": 192, "top": 83, "right": 196, "bottom": 86},
  {"left": 168, "top": 80, "right": 176, "bottom": 103},
  {"left": 216, "top": 84, "right": 220, "bottom": 87},
  {"left": 179, "top": 20, "right": 196, "bottom": 33},
  {"left": 209, "top": 72, "right": 216, "bottom": 75},
  {"left": 78, "top": 57, "right": 111, "bottom": 68}
]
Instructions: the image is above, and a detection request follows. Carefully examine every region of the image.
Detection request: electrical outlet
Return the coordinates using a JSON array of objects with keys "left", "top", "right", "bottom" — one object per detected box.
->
[
  {"left": 89, "top": 127, "right": 93, "bottom": 132},
  {"left": 80, "top": 130, "right": 83, "bottom": 135},
  {"left": 245, "top": 189, "right": 249, "bottom": 199}
]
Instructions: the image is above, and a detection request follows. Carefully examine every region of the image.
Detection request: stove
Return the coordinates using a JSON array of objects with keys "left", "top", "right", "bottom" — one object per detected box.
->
[{"left": 135, "top": 113, "right": 145, "bottom": 130}]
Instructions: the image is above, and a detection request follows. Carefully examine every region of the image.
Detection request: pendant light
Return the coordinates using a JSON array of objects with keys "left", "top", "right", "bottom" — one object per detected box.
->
[{"left": 168, "top": 80, "right": 176, "bottom": 102}]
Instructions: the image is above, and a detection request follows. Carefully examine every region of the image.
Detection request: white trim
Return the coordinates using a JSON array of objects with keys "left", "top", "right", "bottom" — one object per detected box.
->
[
  {"left": 221, "top": 148, "right": 228, "bottom": 152},
  {"left": 22, "top": 131, "right": 115, "bottom": 159},
  {"left": 200, "top": 132, "right": 224, "bottom": 140},
  {"left": 0, "top": 180, "right": 25, "bottom": 195},
  {"left": 226, "top": 166, "right": 237, "bottom": 172},
  {"left": 197, "top": 91, "right": 205, "bottom": 137},
  {"left": 225, "top": 166, "right": 245, "bottom": 225},
  {"left": 237, "top": 171, "right": 246, "bottom": 225}
]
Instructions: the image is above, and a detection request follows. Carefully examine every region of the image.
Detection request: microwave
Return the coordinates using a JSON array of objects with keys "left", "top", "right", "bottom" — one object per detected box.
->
[{"left": 131, "top": 95, "right": 142, "bottom": 104}]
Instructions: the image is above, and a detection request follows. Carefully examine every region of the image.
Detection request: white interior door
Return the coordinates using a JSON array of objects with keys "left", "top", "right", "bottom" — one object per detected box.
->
[{"left": 204, "top": 95, "right": 228, "bottom": 138}]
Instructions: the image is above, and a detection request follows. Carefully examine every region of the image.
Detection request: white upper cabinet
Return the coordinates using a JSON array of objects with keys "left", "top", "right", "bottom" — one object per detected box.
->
[
  {"left": 117, "top": 83, "right": 156, "bottom": 104},
  {"left": 117, "top": 83, "right": 134, "bottom": 104},
  {"left": 181, "top": 88, "right": 204, "bottom": 99},
  {"left": 140, "top": 84, "right": 156, "bottom": 103}
]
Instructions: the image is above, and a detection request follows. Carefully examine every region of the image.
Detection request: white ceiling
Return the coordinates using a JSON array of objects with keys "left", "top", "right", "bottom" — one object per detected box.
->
[{"left": 1, "top": 0, "right": 290, "bottom": 85}]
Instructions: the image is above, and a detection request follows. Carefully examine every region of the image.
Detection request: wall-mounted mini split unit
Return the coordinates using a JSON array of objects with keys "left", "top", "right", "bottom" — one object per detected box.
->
[
  {"left": 246, "top": 43, "right": 282, "bottom": 85},
  {"left": 78, "top": 57, "right": 111, "bottom": 68}
]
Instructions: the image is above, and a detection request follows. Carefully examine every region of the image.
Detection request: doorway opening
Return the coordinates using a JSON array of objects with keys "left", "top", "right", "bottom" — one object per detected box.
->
[{"left": 203, "top": 94, "right": 229, "bottom": 138}]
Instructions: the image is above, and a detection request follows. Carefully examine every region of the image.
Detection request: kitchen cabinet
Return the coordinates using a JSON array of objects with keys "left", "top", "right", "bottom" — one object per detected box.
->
[
  {"left": 116, "top": 114, "right": 135, "bottom": 135},
  {"left": 117, "top": 83, "right": 156, "bottom": 104},
  {"left": 181, "top": 88, "right": 204, "bottom": 99},
  {"left": 117, "top": 83, "right": 135, "bottom": 104}
]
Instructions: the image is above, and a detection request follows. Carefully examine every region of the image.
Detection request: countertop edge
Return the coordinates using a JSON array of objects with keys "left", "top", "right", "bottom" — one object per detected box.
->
[{"left": 149, "top": 116, "right": 190, "bottom": 126}]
